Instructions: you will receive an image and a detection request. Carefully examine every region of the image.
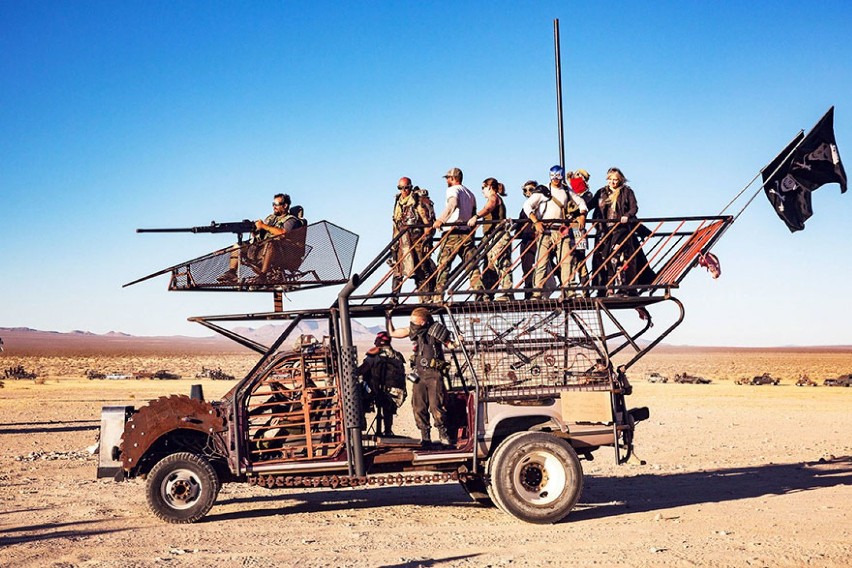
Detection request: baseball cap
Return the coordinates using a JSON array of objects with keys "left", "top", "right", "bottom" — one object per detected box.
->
[{"left": 443, "top": 167, "right": 463, "bottom": 179}]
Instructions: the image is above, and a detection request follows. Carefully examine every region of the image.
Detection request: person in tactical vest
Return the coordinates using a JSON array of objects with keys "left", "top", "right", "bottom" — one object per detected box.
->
[
  {"left": 387, "top": 307, "right": 452, "bottom": 447},
  {"left": 391, "top": 177, "right": 437, "bottom": 302},
  {"left": 356, "top": 331, "right": 407, "bottom": 437}
]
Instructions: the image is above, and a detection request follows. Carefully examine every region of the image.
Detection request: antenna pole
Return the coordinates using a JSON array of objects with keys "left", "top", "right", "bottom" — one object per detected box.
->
[{"left": 554, "top": 18, "right": 565, "bottom": 169}]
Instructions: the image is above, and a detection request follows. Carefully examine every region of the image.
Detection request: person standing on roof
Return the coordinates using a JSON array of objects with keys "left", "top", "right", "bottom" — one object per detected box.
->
[
  {"left": 568, "top": 169, "right": 594, "bottom": 289},
  {"left": 432, "top": 167, "right": 483, "bottom": 299},
  {"left": 522, "top": 165, "right": 588, "bottom": 298},
  {"left": 468, "top": 178, "right": 513, "bottom": 300},
  {"left": 391, "top": 177, "right": 436, "bottom": 302}
]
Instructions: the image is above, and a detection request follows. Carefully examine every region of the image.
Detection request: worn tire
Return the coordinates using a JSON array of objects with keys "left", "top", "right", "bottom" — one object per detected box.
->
[
  {"left": 488, "top": 432, "right": 583, "bottom": 524},
  {"left": 459, "top": 474, "right": 494, "bottom": 507},
  {"left": 146, "top": 452, "right": 219, "bottom": 524}
]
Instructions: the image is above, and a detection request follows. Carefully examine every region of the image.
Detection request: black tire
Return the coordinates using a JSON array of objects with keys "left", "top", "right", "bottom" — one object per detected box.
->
[
  {"left": 488, "top": 432, "right": 583, "bottom": 524},
  {"left": 146, "top": 452, "right": 219, "bottom": 524},
  {"left": 459, "top": 474, "right": 494, "bottom": 507}
]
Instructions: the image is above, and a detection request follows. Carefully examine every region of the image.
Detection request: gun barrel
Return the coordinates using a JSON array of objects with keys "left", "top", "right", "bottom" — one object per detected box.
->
[
  {"left": 136, "top": 228, "right": 196, "bottom": 233},
  {"left": 136, "top": 220, "right": 256, "bottom": 235}
]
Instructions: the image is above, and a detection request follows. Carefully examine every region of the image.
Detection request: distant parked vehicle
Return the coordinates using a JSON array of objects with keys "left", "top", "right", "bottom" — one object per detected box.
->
[
  {"left": 647, "top": 372, "right": 668, "bottom": 383},
  {"left": 5, "top": 365, "right": 37, "bottom": 380},
  {"left": 795, "top": 374, "right": 818, "bottom": 387},
  {"left": 133, "top": 371, "right": 154, "bottom": 380},
  {"left": 823, "top": 374, "right": 852, "bottom": 387},
  {"left": 195, "top": 366, "right": 235, "bottom": 381},
  {"left": 673, "top": 372, "right": 711, "bottom": 384},
  {"left": 736, "top": 373, "right": 780, "bottom": 386},
  {"left": 105, "top": 372, "right": 132, "bottom": 380},
  {"left": 153, "top": 370, "right": 181, "bottom": 380},
  {"left": 86, "top": 369, "right": 106, "bottom": 380}
]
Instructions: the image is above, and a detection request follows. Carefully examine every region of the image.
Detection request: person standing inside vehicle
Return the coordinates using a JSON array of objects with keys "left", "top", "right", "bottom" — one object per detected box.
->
[
  {"left": 356, "top": 331, "right": 407, "bottom": 437},
  {"left": 387, "top": 307, "right": 451, "bottom": 446},
  {"left": 432, "top": 167, "right": 483, "bottom": 299}
]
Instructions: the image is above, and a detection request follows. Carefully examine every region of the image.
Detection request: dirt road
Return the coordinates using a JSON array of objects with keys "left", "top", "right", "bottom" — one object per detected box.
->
[{"left": 1, "top": 370, "right": 850, "bottom": 567}]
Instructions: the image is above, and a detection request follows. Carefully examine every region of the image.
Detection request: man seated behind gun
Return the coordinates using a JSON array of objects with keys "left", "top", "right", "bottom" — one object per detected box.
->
[{"left": 218, "top": 193, "right": 304, "bottom": 284}]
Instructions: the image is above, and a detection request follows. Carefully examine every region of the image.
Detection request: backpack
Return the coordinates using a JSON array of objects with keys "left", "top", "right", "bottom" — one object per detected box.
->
[{"left": 372, "top": 350, "right": 407, "bottom": 392}]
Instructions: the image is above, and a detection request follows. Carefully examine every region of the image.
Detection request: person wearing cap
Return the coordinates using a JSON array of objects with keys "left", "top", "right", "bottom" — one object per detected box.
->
[
  {"left": 391, "top": 177, "right": 436, "bottom": 302},
  {"left": 468, "top": 178, "right": 513, "bottom": 300},
  {"left": 432, "top": 167, "right": 483, "bottom": 299},
  {"left": 522, "top": 166, "right": 588, "bottom": 298},
  {"left": 356, "top": 331, "right": 407, "bottom": 437}
]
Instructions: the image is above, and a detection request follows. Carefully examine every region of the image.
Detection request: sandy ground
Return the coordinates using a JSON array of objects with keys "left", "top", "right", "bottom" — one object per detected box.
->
[{"left": 1, "top": 352, "right": 850, "bottom": 568}]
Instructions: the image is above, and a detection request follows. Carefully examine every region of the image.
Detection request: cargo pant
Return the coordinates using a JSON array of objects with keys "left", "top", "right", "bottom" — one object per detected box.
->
[{"left": 411, "top": 368, "right": 447, "bottom": 438}]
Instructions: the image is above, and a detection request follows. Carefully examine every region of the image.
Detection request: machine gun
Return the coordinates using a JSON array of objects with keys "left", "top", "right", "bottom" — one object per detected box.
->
[{"left": 137, "top": 220, "right": 259, "bottom": 243}]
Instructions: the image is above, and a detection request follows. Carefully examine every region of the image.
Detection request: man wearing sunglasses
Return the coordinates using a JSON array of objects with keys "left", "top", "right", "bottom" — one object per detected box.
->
[
  {"left": 218, "top": 193, "right": 302, "bottom": 284},
  {"left": 391, "top": 177, "right": 436, "bottom": 302}
]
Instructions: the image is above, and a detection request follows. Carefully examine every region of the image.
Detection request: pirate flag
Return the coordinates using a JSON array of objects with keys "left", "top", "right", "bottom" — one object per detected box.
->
[{"left": 761, "top": 106, "right": 847, "bottom": 232}]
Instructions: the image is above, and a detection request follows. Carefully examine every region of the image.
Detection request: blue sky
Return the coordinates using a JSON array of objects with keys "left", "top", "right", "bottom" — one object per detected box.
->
[{"left": 1, "top": 1, "right": 850, "bottom": 346}]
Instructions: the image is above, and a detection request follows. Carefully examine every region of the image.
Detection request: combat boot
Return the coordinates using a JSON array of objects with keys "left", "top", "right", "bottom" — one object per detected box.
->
[
  {"left": 419, "top": 428, "right": 432, "bottom": 447},
  {"left": 438, "top": 428, "right": 451, "bottom": 446}
]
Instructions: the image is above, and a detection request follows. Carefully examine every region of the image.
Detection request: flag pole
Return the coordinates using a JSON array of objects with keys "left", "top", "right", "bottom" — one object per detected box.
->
[
  {"left": 554, "top": 18, "right": 565, "bottom": 169},
  {"left": 720, "top": 130, "right": 806, "bottom": 223}
]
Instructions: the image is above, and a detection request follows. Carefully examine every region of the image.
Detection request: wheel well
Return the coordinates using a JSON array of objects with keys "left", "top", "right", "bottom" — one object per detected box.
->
[
  {"left": 133, "top": 429, "right": 229, "bottom": 481},
  {"left": 487, "top": 416, "right": 560, "bottom": 459}
]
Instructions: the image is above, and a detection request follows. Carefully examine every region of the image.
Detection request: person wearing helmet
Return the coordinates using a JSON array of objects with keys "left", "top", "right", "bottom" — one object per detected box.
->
[
  {"left": 522, "top": 166, "right": 588, "bottom": 298},
  {"left": 356, "top": 331, "right": 407, "bottom": 437}
]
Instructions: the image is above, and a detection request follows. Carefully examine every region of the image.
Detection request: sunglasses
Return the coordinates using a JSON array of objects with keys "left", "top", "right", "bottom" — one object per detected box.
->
[
  {"left": 397, "top": 184, "right": 413, "bottom": 190},
  {"left": 273, "top": 202, "right": 286, "bottom": 206}
]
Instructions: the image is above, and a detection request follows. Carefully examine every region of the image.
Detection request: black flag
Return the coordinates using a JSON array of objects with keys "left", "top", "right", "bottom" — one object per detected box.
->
[{"left": 761, "top": 106, "right": 847, "bottom": 232}]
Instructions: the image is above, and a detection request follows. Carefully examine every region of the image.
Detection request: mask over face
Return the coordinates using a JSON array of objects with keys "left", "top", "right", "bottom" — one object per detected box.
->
[
  {"left": 408, "top": 317, "right": 432, "bottom": 340},
  {"left": 570, "top": 177, "right": 587, "bottom": 194}
]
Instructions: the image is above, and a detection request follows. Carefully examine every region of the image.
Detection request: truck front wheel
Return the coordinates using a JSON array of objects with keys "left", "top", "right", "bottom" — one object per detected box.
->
[
  {"left": 488, "top": 432, "right": 583, "bottom": 524},
  {"left": 146, "top": 452, "right": 219, "bottom": 524}
]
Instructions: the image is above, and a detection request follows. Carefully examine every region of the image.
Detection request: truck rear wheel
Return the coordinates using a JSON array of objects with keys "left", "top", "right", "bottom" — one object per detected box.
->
[
  {"left": 488, "top": 432, "right": 583, "bottom": 524},
  {"left": 146, "top": 452, "right": 219, "bottom": 524}
]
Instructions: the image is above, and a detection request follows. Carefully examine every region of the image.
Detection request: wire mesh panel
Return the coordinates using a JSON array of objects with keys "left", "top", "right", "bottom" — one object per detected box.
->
[
  {"left": 442, "top": 299, "right": 611, "bottom": 400},
  {"left": 156, "top": 220, "right": 359, "bottom": 291}
]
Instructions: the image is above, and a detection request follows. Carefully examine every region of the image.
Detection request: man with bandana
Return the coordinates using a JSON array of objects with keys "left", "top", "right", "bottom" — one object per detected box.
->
[{"left": 387, "top": 307, "right": 451, "bottom": 446}]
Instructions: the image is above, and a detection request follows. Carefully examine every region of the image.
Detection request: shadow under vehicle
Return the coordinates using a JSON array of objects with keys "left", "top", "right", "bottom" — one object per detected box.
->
[{"left": 97, "top": 209, "right": 733, "bottom": 525}]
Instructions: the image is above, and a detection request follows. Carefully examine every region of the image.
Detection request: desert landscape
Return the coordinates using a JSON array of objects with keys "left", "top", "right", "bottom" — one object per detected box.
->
[{"left": 1, "top": 336, "right": 851, "bottom": 567}]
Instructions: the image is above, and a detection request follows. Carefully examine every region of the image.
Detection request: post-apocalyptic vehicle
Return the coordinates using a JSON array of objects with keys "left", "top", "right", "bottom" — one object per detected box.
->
[
  {"left": 97, "top": 211, "right": 732, "bottom": 524},
  {"left": 735, "top": 372, "right": 780, "bottom": 386},
  {"left": 823, "top": 374, "right": 852, "bottom": 387}
]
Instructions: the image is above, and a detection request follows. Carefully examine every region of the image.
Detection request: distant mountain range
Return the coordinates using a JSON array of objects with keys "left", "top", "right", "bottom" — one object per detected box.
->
[
  {"left": 1, "top": 326, "right": 850, "bottom": 356},
  {"left": 0, "top": 322, "right": 385, "bottom": 356}
]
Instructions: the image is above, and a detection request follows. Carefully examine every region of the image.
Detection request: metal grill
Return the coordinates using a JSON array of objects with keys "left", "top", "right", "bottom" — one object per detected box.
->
[
  {"left": 245, "top": 350, "right": 344, "bottom": 464},
  {"left": 442, "top": 299, "right": 611, "bottom": 400}
]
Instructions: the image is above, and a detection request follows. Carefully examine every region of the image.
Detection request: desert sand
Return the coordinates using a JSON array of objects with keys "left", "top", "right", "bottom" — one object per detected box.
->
[{"left": 1, "top": 349, "right": 850, "bottom": 567}]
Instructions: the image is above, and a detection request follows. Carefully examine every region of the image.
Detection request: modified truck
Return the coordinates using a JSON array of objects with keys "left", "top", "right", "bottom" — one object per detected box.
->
[{"left": 98, "top": 214, "right": 730, "bottom": 524}]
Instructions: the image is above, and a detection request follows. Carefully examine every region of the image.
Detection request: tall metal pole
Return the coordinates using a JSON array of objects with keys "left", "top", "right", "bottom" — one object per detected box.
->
[{"left": 554, "top": 18, "right": 565, "bottom": 169}]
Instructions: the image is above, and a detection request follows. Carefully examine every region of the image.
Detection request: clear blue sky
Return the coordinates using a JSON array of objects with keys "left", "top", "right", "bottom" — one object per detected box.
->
[{"left": 1, "top": 1, "right": 850, "bottom": 346}]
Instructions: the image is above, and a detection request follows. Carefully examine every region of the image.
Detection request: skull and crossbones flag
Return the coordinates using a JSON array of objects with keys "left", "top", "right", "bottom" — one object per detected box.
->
[{"left": 761, "top": 106, "right": 847, "bottom": 232}]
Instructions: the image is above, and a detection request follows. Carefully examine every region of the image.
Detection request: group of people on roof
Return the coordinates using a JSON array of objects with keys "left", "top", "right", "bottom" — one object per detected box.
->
[{"left": 391, "top": 165, "right": 655, "bottom": 301}]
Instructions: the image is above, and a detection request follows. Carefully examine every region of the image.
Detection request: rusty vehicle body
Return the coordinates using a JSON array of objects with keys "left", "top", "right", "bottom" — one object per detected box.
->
[
  {"left": 673, "top": 372, "right": 711, "bottom": 384},
  {"left": 97, "top": 212, "right": 733, "bottom": 524},
  {"left": 823, "top": 374, "right": 852, "bottom": 387}
]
